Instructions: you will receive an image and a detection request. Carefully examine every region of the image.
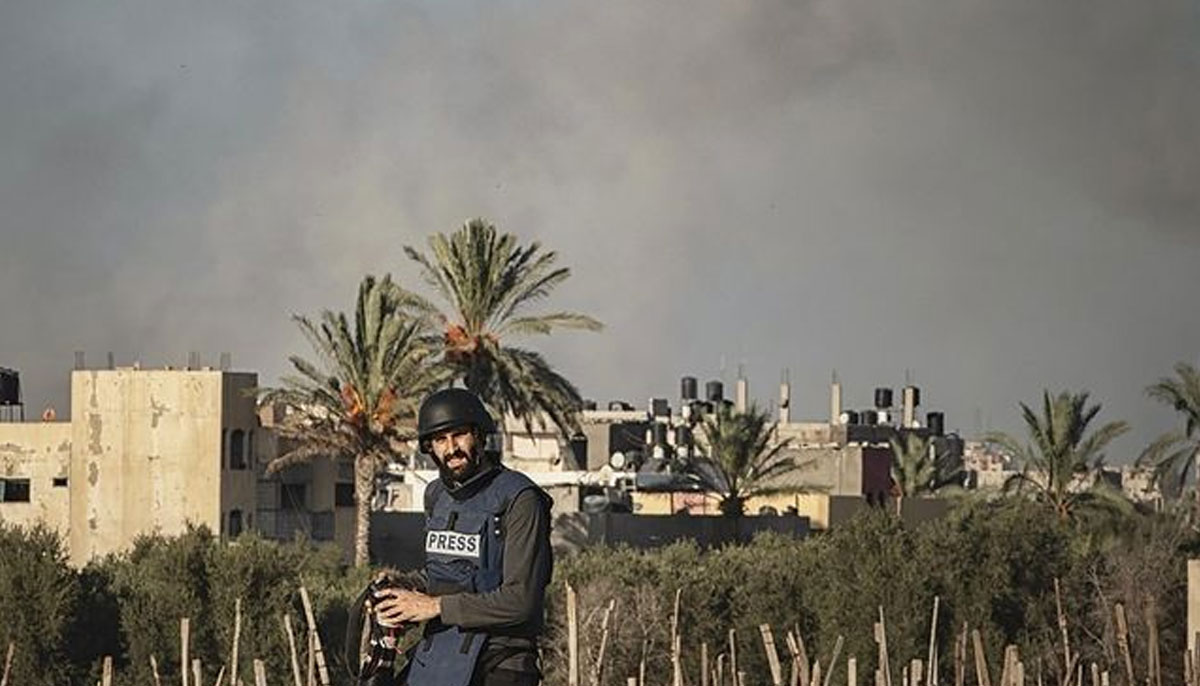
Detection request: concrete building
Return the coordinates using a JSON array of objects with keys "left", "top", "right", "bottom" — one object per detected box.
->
[{"left": 0, "top": 367, "right": 355, "bottom": 565}]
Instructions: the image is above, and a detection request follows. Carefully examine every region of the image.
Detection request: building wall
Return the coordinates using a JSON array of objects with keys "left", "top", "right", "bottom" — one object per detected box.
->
[
  {"left": 0, "top": 422, "right": 72, "bottom": 534},
  {"left": 68, "top": 369, "right": 227, "bottom": 565},
  {"left": 219, "top": 373, "right": 259, "bottom": 536}
]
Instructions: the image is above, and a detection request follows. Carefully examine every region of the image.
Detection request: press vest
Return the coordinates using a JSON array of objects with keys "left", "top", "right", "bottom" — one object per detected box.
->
[{"left": 405, "top": 467, "right": 539, "bottom": 686}]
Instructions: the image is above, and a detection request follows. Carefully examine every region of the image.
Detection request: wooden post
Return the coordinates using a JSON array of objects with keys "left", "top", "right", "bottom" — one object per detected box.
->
[
  {"left": 730, "top": 629, "right": 739, "bottom": 685},
  {"left": 702, "top": 642, "right": 710, "bottom": 686},
  {"left": 253, "top": 660, "right": 267, "bottom": 686},
  {"left": 825, "top": 636, "right": 845, "bottom": 686},
  {"left": 283, "top": 615, "right": 303, "bottom": 686},
  {"left": 1091, "top": 664, "right": 1100, "bottom": 686},
  {"left": 1146, "top": 598, "right": 1162, "bottom": 686},
  {"left": 849, "top": 657, "right": 857, "bottom": 686},
  {"left": 672, "top": 589, "right": 684, "bottom": 686},
  {"left": 150, "top": 655, "right": 163, "bottom": 686},
  {"left": 928, "top": 598, "right": 940, "bottom": 686},
  {"left": 1189, "top": 561, "right": 1200, "bottom": 663},
  {"left": 955, "top": 625, "right": 968, "bottom": 686},
  {"left": 972, "top": 630, "right": 991, "bottom": 686},
  {"left": 1115, "top": 604, "right": 1135, "bottom": 686},
  {"left": 231, "top": 598, "right": 243, "bottom": 686},
  {"left": 182, "top": 618, "right": 192, "bottom": 686},
  {"left": 193, "top": 658, "right": 202, "bottom": 686},
  {"left": 100, "top": 656, "right": 113, "bottom": 686},
  {"left": 629, "top": 679, "right": 639, "bottom": 686},
  {"left": 878, "top": 609, "right": 893, "bottom": 686},
  {"left": 717, "top": 654, "right": 726, "bottom": 686},
  {"left": 1055, "top": 580, "right": 1072, "bottom": 682},
  {"left": 595, "top": 599, "right": 616, "bottom": 686},
  {"left": 912, "top": 660, "right": 924, "bottom": 686},
  {"left": 1, "top": 642, "right": 14, "bottom": 686},
  {"left": 567, "top": 582, "right": 580, "bottom": 686},
  {"left": 761, "top": 624, "right": 785, "bottom": 686},
  {"left": 299, "top": 587, "right": 330, "bottom": 686},
  {"left": 213, "top": 665, "right": 226, "bottom": 686}
]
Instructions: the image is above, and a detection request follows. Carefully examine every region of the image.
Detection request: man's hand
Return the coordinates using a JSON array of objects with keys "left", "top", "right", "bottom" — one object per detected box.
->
[{"left": 374, "top": 589, "right": 442, "bottom": 626}]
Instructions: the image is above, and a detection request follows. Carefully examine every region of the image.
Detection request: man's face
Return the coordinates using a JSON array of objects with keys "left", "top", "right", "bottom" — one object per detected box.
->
[{"left": 429, "top": 425, "right": 479, "bottom": 481}]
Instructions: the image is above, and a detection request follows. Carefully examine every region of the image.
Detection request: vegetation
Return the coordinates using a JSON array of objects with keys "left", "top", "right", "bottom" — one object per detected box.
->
[
  {"left": 260, "top": 274, "right": 442, "bottom": 566},
  {"left": 888, "top": 431, "right": 966, "bottom": 514},
  {"left": 985, "top": 390, "right": 1130, "bottom": 524},
  {"left": 685, "top": 403, "right": 804, "bottom": 516},
  {"left": 398, "top": 218, "right": 602, "bottom": 436},
  {"left": 1139, "top": 362, "right": 1200, "bottom": 503}
]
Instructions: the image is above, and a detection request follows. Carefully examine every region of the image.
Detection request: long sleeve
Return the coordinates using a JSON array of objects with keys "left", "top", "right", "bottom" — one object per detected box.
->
[{"left": 438, "top": 488, "right": 552, "bottom": 632}]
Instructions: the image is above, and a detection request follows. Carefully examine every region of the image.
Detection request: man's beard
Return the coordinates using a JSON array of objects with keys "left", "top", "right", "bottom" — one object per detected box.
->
[{"left": 441, "top": 447, "right": 479, "bottom": 483}]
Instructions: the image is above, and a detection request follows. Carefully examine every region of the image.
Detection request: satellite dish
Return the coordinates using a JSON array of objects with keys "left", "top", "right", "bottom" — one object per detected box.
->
[{"left": 609, "top": 451, "right": 627, "bottom": 470}]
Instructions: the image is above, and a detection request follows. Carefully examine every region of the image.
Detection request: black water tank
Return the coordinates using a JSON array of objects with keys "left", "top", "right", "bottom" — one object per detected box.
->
[
  {"left": 681, "top": 376, "right": 698, "bottom": 401},
  {"left": 844, "top": 410, "right": 860, "bottom": 425},
  {"left": 582, "top": 399, "right": 598, "bottom": 411},
  {"left": 651, "top": 422, "right": 669, "bottom": 447},
  {"left": 651, "top": 398, "right": 670, "bottom": 417},
  {"left": 927, "top": 412, "right": 945, "bottom": 436},
  {"left": 861, "top": 409, "right": 878, "bottom": 426},
  {"left": 608, "top": 400, "right": 634, "bottom": 411},
  {"left": 874, "top": 387, "right": 894, "bottom": 409},
  {"left": 674, "top": 425, "right": 693, "bottom": 448},
  {"left": 706, "top": 380, "right": 724, "bottom": 402},
  {"left": 569, "top": 433, "right": 588, "bottom": 465},
  {"left": 0, "top": 369, "right": 20, "bottom": 406}
]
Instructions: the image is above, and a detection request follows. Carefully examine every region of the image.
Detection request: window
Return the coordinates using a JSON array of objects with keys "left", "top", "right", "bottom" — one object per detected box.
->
[
  {"left": 52, "top": 477, "right": 68, "bottom": 487},
  {"left": 335, "top": 483, "right": 355, "bottom": 508},
  {"left": 229, "top": 429, "right": 247, "bottom": 470},
  {"left": 280, "top": 483, "right": 307, "bottom": 511},
  {"left": 0, "top": 478, "right": 31, "bottom": 502},
  {"left": 228, "top": 509, "right": 243, "bottom": 537}
]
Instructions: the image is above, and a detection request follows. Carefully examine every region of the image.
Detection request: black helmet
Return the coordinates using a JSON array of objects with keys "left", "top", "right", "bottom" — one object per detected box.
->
[{"left": 417, "top": 388, "right": 496, "bottom": 441}]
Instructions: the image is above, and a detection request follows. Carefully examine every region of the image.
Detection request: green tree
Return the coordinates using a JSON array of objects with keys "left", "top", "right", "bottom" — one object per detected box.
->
[
  {"left": 399, "top": 218, "right": 602, "bottom": 435},
  {"left": 986, "top": 390, "right": 1130, "bottom": 524},
  {"left": 686, "top": 404, "right": 804, "bottom": 516},
  {"left": 0, "top": 523, "right": 78, "bottom": 686},
  {"left": 888, "top": 432, "right": 966, "bottom": 515},
  {"left": 1138, "top": 362, "right": 1200, "bottom": 503},
  {"left": 262, "top": 274, "right": 441, "bottom": 566}
]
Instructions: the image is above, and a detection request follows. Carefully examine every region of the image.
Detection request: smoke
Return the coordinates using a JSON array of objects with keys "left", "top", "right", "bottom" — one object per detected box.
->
[{"left": 1, "top": 0, "right": 1197, "bottom": 458}]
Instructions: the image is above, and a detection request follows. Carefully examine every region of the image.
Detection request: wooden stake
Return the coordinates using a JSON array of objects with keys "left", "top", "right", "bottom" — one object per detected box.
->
[
  {"left": 972, "top": 630, "right": 991, "bottom": 686},
  {"left": 849, "top": 657, "right": 857, "bottom": 686},
  {"left": 672, "top": 589, "right": 684, "bottom": 686},
  {"left": 928, "top": 598, "right": 941, "bottom": 686},
  {"left": 101, "top": 656, "right": 113, "bottom": 686},
  {"left": 826, "top": 637, "right": 846, "bottom": 686},
  {"left": 231, "top": 598, "right": 242, "bottom": 686},
  {"left": 912, "top": 660, "right": 924, "bottom": 686},
  {"left": 786, "top": 632, "right": 802, "bottom": 686},
  {"left": 595, "top": 599, "right": 616, "bottom": 686},
  {"left": 282, "top": 615, "right": 303, "bottom": 686},
  {"left": 306, "top": 630, "right": 315, "bottom": 686},
  {"left": 253, "top": 660, "right": 267, "bottom": 686},
  {"left": 1115, "top": 604, "right": 1135, "bottom": 686},
  {"left": 629, "top": 679, "right": 639, "bottom": 686},
  {"left": 182, "top": 618, "right": 192, "bottom": 686},
  {"left": 298, "top": 587, "right": 330, "bottom": 686},
  {"left": 761, "top": 624, "right": 785, "bottom": 686},
  {"left": 730, "top": 629, "right": 739, "bottom": 684},
  {"left": 717, "top": 653, "right": 726, "bottom": 686},
  {"left": 193, "top": 658, "right": 202, "bottom": 686},
  {"left": 702, "top": 642, "right": 710, "bottom": 686},
  {"left": 213, "top": 665, "right": 226, "bottom": 686},
  {"left": 955, "top": 625, "right": 968, "bottom": 686},
  {"left": 878, "top": 608, "right": 893, "bottom": 686},
  {"left": 150, "top": 655, "right": 163, "bottom": 686},
  {"left": 1146, "top": 598, "right": 1162, "bottom": 686},
  {"left": 567, "top": 583, "right": 579, "bottom": 686},
  {"left": 1055, "top": 580, "right": 1072, "bottom": 682},
  {"left": 1, "top": 643, "right": 14, "bottom": 686}
]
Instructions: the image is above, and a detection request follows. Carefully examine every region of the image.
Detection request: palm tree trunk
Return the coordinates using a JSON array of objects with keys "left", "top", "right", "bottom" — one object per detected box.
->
[{"left": 354, "top": 455, "right": 374, "bottom": 567}]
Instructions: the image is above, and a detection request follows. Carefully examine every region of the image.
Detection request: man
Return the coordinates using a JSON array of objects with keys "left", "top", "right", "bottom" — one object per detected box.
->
[{"left": 375, "top": 388, "right": 553, "bottom": 686}]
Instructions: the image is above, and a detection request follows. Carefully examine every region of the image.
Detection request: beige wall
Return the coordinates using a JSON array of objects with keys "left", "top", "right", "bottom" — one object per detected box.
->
[
  {"left": 68, "top": 369, "right": 231, "bottom": 564},
  {"left": 0, "top": 422, "right": 72, "bottom": 535}
]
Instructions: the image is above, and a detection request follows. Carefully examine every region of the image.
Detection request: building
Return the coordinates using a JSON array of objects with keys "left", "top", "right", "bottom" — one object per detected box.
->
[{"left": 0, "top": 367, "right": 354, "bottom": 565}]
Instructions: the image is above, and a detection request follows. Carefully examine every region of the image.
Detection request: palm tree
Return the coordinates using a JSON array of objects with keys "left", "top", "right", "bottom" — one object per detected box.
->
[
  {"left": 685, "top": 404, "right": 804, "bottom": 516},
  {"left": 888, "top": 432, "right": 966, "bottom": 515},
  {"left": 985, "top": 390, "right": 1130, "bottom": 524},
  {"left": 398, "top": 218, "right": 602, "bottom": 435},
  {"left": 1138, "top": 362, "right": 1200, "bottom": 503},
  {"left": 261, "top": 275, "right": 442, "bottom": 567}
]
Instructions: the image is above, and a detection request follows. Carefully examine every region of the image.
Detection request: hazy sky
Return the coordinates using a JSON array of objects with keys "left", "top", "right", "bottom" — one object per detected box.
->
[{"left": 1, "top": 0, "right": 1197, "bottom": 461}]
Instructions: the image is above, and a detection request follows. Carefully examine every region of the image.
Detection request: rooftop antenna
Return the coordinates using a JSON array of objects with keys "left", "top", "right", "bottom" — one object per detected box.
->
[
  {"left": 74, "top": 351, "right": 85, "bottom": 370},
  {"left": 106, "top": 352, "right": 115, "bottom": 370}
]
